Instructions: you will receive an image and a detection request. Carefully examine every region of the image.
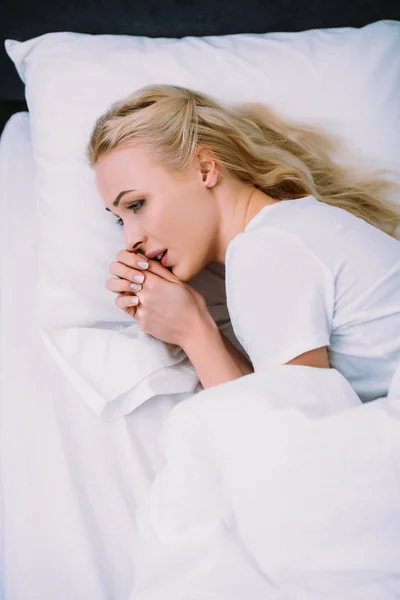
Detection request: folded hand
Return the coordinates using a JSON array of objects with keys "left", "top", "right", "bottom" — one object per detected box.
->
[{"left": 107, "top": 250, "right": 211, "bottom": 347}]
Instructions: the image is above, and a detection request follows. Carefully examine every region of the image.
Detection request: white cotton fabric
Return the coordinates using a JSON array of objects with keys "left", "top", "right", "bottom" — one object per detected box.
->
[
  {"left": 0, "top": 113, "right": 194, "bottom": 600},
  {"left": 225, "top": 196, "right": 400, "bottom": 402},
  {"left": 129, "top": 364, "right": 400, "bottom": 600}
]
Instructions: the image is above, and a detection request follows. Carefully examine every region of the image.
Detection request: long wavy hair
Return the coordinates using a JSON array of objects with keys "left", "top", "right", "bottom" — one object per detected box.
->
[{"left": 88, "top": 84, "right": 400, "bottom": 238}]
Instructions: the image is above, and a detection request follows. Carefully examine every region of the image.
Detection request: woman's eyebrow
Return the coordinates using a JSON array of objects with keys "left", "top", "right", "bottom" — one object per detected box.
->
[
  {"left": 105, "top": 189, "right": 137, "bottom": 213},
  {"left": 113, "top": 189, "right": 137, "bottom": 207}
]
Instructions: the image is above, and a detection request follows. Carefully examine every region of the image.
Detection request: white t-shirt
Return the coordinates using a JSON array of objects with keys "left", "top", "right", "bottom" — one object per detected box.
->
[{"left": 225, "top": 195, "right": 400, "bottom": 402}]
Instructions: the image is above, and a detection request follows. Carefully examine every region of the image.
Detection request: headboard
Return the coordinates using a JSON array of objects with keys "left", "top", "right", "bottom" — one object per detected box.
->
[{"left": 1, "top": 0, "right": 399, "bottom": 132}]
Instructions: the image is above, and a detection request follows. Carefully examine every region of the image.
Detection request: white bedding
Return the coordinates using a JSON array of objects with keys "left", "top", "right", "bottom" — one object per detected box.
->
[
  {"left": 129, "top": 366, "right": 400, "bottom": 600},
  {"left": 2, "top": 113, "right": 400, "bottom": 600},
  {"left": 0, "top": 113, "right": 190, "bottom": 599}
]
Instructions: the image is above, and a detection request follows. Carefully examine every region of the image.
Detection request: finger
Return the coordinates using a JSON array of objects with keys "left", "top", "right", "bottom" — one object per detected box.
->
[
  {"left": 106, "top": 276, "right": 143, "bottom": 294},
  {"left": 135, "top": 254, "right": 186, "bottom": 286},
  {"left": 116, "top": 250, "right": 150, "bottom": 271},
  {"left": 115, "top": 293, "right": 140, "bottom": 311},
  {"left": 116, "top": 249, "right": 180, "bottom": 281},
  {"left": 109, "top": 260, "right": 148, "bottom": 283},
  {"left": 143, "top": 258, "right": 178, "bottom": 281}
]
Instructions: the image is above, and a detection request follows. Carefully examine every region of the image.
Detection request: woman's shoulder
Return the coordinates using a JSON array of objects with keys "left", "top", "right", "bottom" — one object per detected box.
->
[
  {"left": 226, "top": 194, "right": 400, "bottom": 275},
  {"left": 228, "top": 196, "right": 337, "bottom": 257},
  {"left": 243, "top": 194, "right": 399, "bottom": 255},
  {"left": 225, "top": 221, "right": 330, "bottom": 275}
]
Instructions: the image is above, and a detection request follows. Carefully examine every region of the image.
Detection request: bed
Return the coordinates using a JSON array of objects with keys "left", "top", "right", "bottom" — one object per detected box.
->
[
  {"left": 1, "top": 3, "right": 400, "bottom": 600},
  {"left": 0, "top": 112, "right": 195, "bottom": 598}
]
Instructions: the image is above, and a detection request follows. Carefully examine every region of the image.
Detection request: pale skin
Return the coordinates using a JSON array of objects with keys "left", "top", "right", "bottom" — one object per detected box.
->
[{"left": 95, "top": 144, "right": 329, "bottom": 389}]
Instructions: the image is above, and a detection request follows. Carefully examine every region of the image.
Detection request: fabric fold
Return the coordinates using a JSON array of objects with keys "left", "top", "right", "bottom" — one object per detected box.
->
[{"left": 39, "top": 323, "right": 202, "bottom": 420}]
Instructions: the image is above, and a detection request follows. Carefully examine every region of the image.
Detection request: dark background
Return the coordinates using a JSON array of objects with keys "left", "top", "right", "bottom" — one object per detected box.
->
[{"left": 1, "top": 0, "right": 400, "bottom": 132}]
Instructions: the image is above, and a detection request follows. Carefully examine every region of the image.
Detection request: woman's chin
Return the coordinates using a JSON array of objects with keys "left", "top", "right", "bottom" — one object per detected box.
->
[
  {"left": 172, "top": 257, "right": 206, "bottom": 282},
  {"left": 171, "top": 263, "right": 191, "bottom": 282}
]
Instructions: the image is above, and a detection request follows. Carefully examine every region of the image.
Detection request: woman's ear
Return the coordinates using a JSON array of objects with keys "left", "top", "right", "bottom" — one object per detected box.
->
[{"left": 196, "top": 146, "right": 219, "bottom": 189}]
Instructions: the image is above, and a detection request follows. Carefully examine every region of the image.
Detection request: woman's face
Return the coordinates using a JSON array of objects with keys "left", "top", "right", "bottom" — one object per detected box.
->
[{"left": 95, "top": 144, "right": 219, "bottom": 281}]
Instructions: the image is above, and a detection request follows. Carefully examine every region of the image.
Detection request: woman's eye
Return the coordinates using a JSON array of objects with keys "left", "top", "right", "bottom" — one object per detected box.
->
[
  {"left": 128, "top": 199, "right": 146, "bottom": 213},
  {"left": 115, "top": 199, "right": 145, "bottom": 226}
]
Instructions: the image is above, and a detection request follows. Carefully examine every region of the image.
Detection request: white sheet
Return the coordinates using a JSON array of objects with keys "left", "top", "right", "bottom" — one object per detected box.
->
[
  {"left": 0, "top": 113, "right": 191, "bottom": 599},
  {"left": 129, "top": 365, "right": 400, "bottom": 600}
]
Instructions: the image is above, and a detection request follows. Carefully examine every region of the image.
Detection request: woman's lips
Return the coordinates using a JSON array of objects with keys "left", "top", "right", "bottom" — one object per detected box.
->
[
  {"left": 145, "top": 248, "right": 167, "bottom": 260},
  {"left": 161, "top": 250, "right": 169, "bottom": 267}
]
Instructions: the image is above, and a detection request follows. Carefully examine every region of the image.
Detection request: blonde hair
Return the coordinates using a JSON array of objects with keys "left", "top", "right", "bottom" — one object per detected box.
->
[{"left": 88, "top": 84, "right": 400, "bottom": 237}]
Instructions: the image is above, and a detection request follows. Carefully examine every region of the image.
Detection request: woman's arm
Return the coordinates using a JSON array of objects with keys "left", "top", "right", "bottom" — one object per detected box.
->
[
  {"left": 286, "top": 346, "right": 330, "bottom": 368},
  {"left": 181, "top": 318, "right": 249, "bottom": 389},
  {"left": 181, "top": 318, "right": 327, "bottom": 389},
  {"left": 220, "top": 333, "right": 254, "bottom": 376}
]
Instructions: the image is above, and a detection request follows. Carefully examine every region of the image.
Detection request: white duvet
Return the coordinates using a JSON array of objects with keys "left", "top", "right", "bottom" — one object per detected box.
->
[{"left": 129, "top": 364, "right": 400, "bottom": 600}]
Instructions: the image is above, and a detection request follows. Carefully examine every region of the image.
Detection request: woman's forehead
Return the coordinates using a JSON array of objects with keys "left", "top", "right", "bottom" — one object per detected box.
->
[
  {"left": 95, "top": 144, "right": 196, "bottom": 197},
  {"left": 98, "top": 144, "right": 154, "bottom": 171},
  {"left": 96, "top": 146, "right": 161, "bottom": 189}
]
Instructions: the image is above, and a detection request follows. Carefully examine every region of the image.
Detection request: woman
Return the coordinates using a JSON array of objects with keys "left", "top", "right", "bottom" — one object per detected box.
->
[{"left": 88, "top": 84, "right": 400, "bottom": 402}]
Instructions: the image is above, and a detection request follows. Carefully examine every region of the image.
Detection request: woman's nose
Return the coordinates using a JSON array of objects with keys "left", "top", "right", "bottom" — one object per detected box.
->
[{"left": 124, "top": 229, "right": 147, "bottom": 253}]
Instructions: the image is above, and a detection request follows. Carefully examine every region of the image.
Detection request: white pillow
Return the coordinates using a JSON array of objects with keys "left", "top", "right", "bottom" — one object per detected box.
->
[
  {"left": 5, "top": 20, "right": 400, "bottom": 418},
  {"left": 5, "top": 19, "right": 400, "bottom": 329}
]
